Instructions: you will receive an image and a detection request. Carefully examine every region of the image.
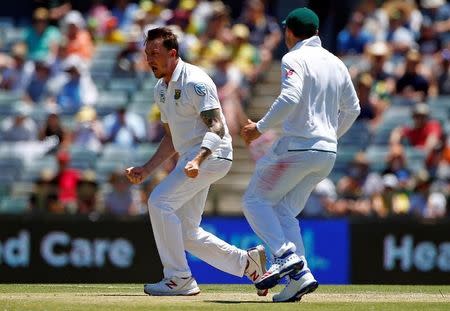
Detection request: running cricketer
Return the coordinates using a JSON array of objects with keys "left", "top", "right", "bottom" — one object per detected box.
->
[
  {"left": 125, "top": 27, "right": 266, "bottom": 296},
  {"left": 241, "top": 8, "right": 360, "bottom": 302}
]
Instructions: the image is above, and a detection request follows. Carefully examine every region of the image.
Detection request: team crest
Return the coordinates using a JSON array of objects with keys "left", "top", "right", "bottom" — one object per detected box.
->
[
  {"left": 174, "top": 89, "right": 181, "bottom": 100},
  {"left": 159, "top": 89, "right": 165, "bottom": 103},
  {"left": 194, "top": 83, "right": 207, "bottom": 96}
]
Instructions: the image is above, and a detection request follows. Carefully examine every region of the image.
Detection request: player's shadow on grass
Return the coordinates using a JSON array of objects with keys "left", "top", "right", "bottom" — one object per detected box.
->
[{"left": 207, "top": 300, "right": 271, "bottom": 304}]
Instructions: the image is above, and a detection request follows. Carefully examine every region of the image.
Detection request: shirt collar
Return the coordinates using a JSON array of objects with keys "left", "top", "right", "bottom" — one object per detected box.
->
[
  {"left": 290, "top": 35, "right": 322, "bottom": 52},
  {"left": 170, "top": 58, "right": 184, "bottom": 82}
]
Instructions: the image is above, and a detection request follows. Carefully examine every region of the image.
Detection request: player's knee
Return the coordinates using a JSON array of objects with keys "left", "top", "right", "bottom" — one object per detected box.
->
[
  {"left": 183, "top": 227, "right": 200, "bottom": 241},
  {"left": 147, "top": 191, "right": 168, "bottom": 212}
]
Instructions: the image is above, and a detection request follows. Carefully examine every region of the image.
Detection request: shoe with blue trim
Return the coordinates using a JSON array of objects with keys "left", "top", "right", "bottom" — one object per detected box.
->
[
  {"left": 272, "top": 269, "right": 319, "bottom": 302},
  {"left": 255, "top": 251, "right": 303, "bottom": 290}
]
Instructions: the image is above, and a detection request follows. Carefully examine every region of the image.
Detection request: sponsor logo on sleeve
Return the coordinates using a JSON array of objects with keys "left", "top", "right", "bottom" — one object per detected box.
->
[{"left": 194, "top": 83, "right": 207, "bottom": 96}]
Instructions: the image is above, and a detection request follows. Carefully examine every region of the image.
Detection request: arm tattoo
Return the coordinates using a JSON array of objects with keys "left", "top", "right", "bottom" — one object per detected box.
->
[{"left": 200, "top": 108, "right": 225, "bottom": 138}]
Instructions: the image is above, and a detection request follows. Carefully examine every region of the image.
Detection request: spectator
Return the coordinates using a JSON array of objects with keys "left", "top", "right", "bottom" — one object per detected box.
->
[
  {"left": 420, "top": 0, "right": 450, "bottom": 41},
  {"left": 48, "top": 0, "right": 72, "bottom": 25},
  {"left": 193, "top": 3, "right": 233, "bottom": 70},
  {"left": 355, "top": 73, "right": 382, "bottom": 127},
  {"left": 103, "top": 16, "right": 126, "bottom": 44},
  {"left": 390, "top": 102, "right": 442, "bottom": 153},
  {"left": 38, "top": 111, "right": 66, "bottom": 152},
  {"left": 52, "top": 150, "right": 80, "bottom": 213},
  {"left": 198, "top": 1, "right": 232, "bottom": 45},
  {"left": 426, "top": 133, "right": 450, "bottom": 180},
  {"left": 364, "top": 41, "right": 396, "bottom": 98},
  {"left": 230, "top": 24, "right": 261, "bottom": 83},
  {"left": 104, "top": 170, "right": 136, "bottom": 216},
  {"left": 382, "top": 144, "right": 412, "bottom": 185},
  {"left": 72, "top": 106, "right": 104, "bottom": 154},
  {"left": 111, "top": 0, "right": 139, "bottom": 31},
  {"left": 77, "top": 170, "right": 99, "bottom": 214},
  {"left": 302, "top": 178, "right": 337, "bottom": 217},
  {"left": 1, "top": 104, "right": 38, "bottom": 141},
  {"left": 56, "top": 55, "right": 98, "bottom": 112},
  {"left": 24, "top": 7, "right": 61, "bottom": 61},
  {"left": 146, "top": 104, "right": 165, "bottom": 143},
  {"left": 372, "top": 173, "right": 410, "bottom": 217},
  {"left": 24, "top": 59, "right": 53, "bottom": 104},
  {"left": 62, "top": 10, "right": 95, "bottom": 61},
  {"left": 437, "top": 48, "right": 450, "bottom": 95},
  {"left": 167, "top": 0, "right": 195, "bottom": 31},
  {"left": 336, "top": 152, "right": 383, "bottom": 216},
  {"left": 86, "top": 0, "right": 111, "bottom": 40},
  {"left": 114, "top": 25, "right": 144, "bottom": 76},
  {"left": 103, "top": 105, "right": 146, "bottom": 148},
  {"left": 418, "top": 18, "right": 442, "bottom": 56},
  {"left": 337, "top": 11, "right": 373, "bottom": 56},
  {"left": 337, "top": 152, "right": 383, "bottom": 199},
  {"left": 210, "top": 49, "right": 247, "bottom": 137},
  {"left": 423, "top": 192, "right": 447, "bottom": 218},
  {"left": 238, "top": 0, "right": 281, "bottom": 52},
  {"left": 396, "top": 50, "right": 430, "bottom": 101},
  {"left": 385, "top": 5, "right": 416, "bottom": 55},
  {"left": 237, "top": 0, "right": 281, "bottom": 82},
  {"left": 29, "top": 169, "right": 60, "bottom": 214},
  {"left": 409, "top": 169, "right": 433, "bottom": 217},
  {"left": 0, "top": 43, "right": 34, "bottom": 92}
]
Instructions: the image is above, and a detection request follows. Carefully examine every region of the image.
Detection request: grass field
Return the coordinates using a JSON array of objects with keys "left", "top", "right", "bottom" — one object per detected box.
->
[{"left": 0, "top": 284, "right": 449, "bottom": 311}]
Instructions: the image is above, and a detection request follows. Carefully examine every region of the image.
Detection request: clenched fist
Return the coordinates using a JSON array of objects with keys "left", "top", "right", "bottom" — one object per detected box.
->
[
  {"left": 184, "top": 160, "right": 200, "bottom": 178},
  {"left": 241, "top": 119, "right": 261, "bottom": 145},
  {"left": 125, "top": 166, "right": 148, "bottom": 184}
]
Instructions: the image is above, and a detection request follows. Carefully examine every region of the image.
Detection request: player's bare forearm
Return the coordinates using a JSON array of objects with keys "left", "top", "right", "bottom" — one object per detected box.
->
[
  {"left": 200, "top": 108, "right": 225, "bottom": 138},
  {"left": 142, "top": 125, "right": 177, "bottom": 174},
  {"left": 192, "top": 147, "right": 211, "bottom": 166}
]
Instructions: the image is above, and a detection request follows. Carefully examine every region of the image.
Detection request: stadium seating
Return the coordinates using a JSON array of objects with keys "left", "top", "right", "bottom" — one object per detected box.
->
[{"left": 0, "top": 196, "right": 28, "bottom": 214}]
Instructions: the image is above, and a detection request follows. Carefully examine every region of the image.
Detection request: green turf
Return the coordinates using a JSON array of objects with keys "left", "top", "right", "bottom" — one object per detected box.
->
[{"left": 0, "top": 284, "right": 448, "bottom": 311}]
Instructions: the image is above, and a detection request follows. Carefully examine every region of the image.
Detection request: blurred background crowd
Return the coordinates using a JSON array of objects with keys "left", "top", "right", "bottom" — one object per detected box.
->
[{"left": 0, "top": 0, "right": 448, "bottom": 219}]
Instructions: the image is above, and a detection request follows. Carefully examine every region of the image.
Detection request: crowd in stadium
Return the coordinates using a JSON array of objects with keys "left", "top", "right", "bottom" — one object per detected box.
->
[{"left": 0, "top": 0, "right": 449, "bottom": 219}]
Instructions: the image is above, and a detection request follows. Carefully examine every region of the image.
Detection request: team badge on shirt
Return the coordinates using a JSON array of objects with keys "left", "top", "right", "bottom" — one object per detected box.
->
[
  {"left": 159, "top": 89, "right": 165, "bottom": 103},
  {"left": 174, "top": 89, "right": 181, "bottom": 100},
  {"left": 194, "top": 83, "right": 207, "bottom": 96}
]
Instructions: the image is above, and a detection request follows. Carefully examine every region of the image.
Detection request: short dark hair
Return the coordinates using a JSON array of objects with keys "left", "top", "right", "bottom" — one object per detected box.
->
[
  {"left": 145, "top": 27, "right": 179, "bottom": 55},
  {"left": 289, "top": 26, "right": 317, "bottom": 38}
]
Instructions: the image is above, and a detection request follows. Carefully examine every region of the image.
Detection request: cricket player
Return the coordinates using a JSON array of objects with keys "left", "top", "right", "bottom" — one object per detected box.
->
[
  {"left": 241, "top": 8, "right": 360, "bottom": 302},
  {"left": 125, "top": 27, "right": 267, "bottom": 296}
]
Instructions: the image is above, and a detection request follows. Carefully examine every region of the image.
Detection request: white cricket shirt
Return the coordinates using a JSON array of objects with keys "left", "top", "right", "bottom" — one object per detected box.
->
[
  {"left": 154, "top": 59, "right": 233, "bottom": 159},
  {"left": 257, "top": 36, "right": 360, "bottom": 153}
]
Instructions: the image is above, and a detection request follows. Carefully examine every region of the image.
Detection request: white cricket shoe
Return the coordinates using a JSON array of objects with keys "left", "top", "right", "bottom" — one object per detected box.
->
[
  {"left": 244, "top": 245, "right": 268, "bottom": 296},
  {"left": 255, "top": 251, "right": 303, "bottom": 290},
  {"left": 144, "top": 276, "right": 200, "bottom": 296},
  {"left": 272, "top": 269, "right": 319, "bottom": 303}
]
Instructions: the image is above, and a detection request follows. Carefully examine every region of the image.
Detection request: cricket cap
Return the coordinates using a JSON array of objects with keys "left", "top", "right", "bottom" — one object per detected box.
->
[{"left": 282, "top": 7, "right": 319, "bottom": 35}]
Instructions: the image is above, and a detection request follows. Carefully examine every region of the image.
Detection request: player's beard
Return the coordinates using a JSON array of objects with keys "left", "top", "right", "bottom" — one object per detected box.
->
[{"left": 152, "top": 67, "right": 164, "bottom": 79}]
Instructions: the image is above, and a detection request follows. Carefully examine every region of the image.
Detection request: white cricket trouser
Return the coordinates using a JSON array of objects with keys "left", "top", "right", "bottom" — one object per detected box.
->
[
  {"left": 148, "top": 149, "right": 247, "bottom": 279},
  {"left": 243, "top": 142, "right": 335, "bottom": 259}
]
